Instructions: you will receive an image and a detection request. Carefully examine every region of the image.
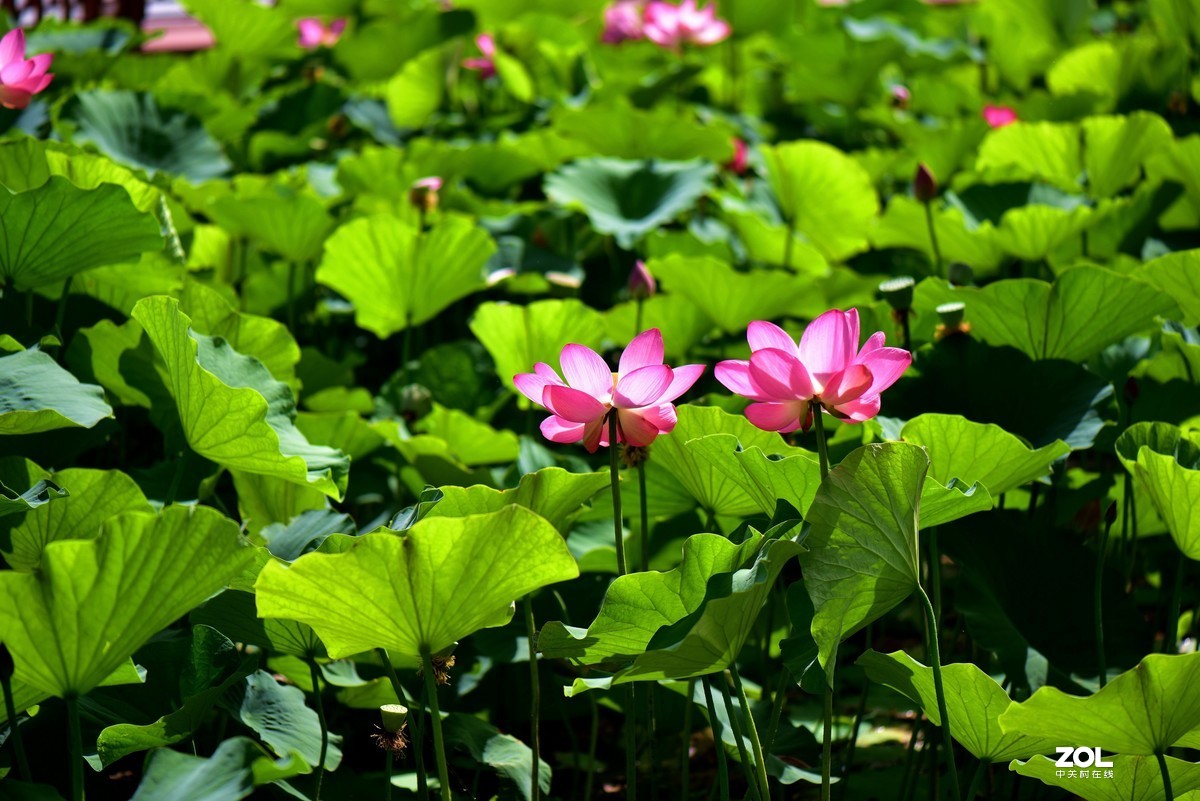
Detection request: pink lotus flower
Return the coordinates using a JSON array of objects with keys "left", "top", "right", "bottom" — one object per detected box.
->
[
  {"left": 514, "top": 328, "right": 705, "bottom": 452},
  {"left": 463, "top": 33, "right": 497, "bottom": 79},
  {"left": 715, "top": 309, "right": 911, "bottom": 433},
  {"left": 644, "top": 0, "right": 731, "bottom": 48},
  {"left": 629, "top": 260, "right": 656, "bottom": 299},
  {"left": 602, "top": 0, "right": 645, "bottom": 43},
  {"left": 728, "top": 137, "right": 749, "bottom": 175},
  {"left": 890, "top": 84, "right": 911, "bottom": 109},
  {"left": 982, "top": 104, "right": 1018, "bottom": 128},
  {"left": 0, "top": 29, "right": 52, "bottom": 110},
  {"left": 297, "top": 17, "right": 346, "bottom": 49}
]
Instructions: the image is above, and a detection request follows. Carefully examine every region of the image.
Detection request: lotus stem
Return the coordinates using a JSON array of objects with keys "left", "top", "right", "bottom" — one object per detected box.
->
[
  {"left": 635, "top": 297, "right": 645, "bottom": 338},
  {"left": 965, "top": 759, "right": 989, "bottom": 799},
  {"left": 420, "top": 647, "right": 452, "bottom": 801},
  {"left": 1095, "top": 510, "right": 1113, "bottom": 687},
  {"left": 729, "top": 664, "right": 770, "bottom": 801},
  {"left": 524, "top": 597, "right": 542, "bottom": 801},
  {"left": 1166, "top": 559, "right": 1186, "bottom": 655},
  {"left": 680, "top": 678, "right": 694, "bottom": 800},
  {"left": 609, "top": 414, "right": 628, "bottom": 576},
  {"left": 625, "top": 684, "right": 638, "bottom": 801},
  {"left": 898, "top": 720, "right": 922, "bottom": 801},
  {"left": 923, "top": 201, "right": 943, "bottom": 279},
  {"left": 717, "top": 671, "right": 761, "bottom": 801},
  {"left": 1, "top": 672, "right": 30, "bottom": 781},
  {"left": 1157, "top": 750, "right": 1175, "bottom": 801},
  {"left": 377, "top": 648, "right": 428, "bottom": 801},
  {"left": 585, "top": 695, "right": 599, "bottom": 801},
  {"left": 820, "top": 667, "right": 834, "bottom": 801},
  {"left": 763, "top": 665, "right": 790, "bottom": 754},
  {"left": 917, "top": 587, "right": 961, "bottom": 800},
  {"left": 55, "top": 275, "right": 73, "bottom": 350},
  {"left": 647, "top": 684, "right": 659, "bottom": 800},
  {"left": 385, "top": 747, "right": 394, "bottom": 801},
  {"left": 703, "top": 677, "right": 730, "bottom": 801},
  {"left": 812, "top": 406, "right": 830, "bottom": 480},
  {"left": 66, "top": 694, "right": 83, "bottom": 801},
  {"left": 286, "top": 262, "right": 297, "bottom": 332},
  {"left": 928, "top": 528, "right": 943, "bottom": 624},
  {"left": 638, "top": 463, "right": 649, "bottom": 572},
  {"left": 308, "top": 658, "right": 329, "bottom": 801}
]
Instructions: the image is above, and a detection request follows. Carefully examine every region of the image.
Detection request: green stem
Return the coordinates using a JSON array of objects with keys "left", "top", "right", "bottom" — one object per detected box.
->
[
  {"left": 585, "top": 696, "right": 599, "bottom": 801},
  {"left": 783, "top": 223, "right": 795, "bottom": 270},
  {"left": 917, "top": 587, "right": 961, "bottom": 800},
  {"left": 626, "top": 685, "right": 637, "bottom": 801},
  {"left": 55, "top": 275, "right": 73, "bottom": 347},
  {"left": 965, "top": 759, "right": 989, "bottom": 800},
  {"left": 524, "top": 597, "right": 542, "bottom": 801},
  {"left": 812, "top": 405, "right": 830, "bottom": 480},
  {"left": 647, "top": 684, "right": 659, "bottom": 801},
  {"left": 385, "top": 748, "right": 394, "bottom": 801},
  {"left": 67, "top": 695, "right": 83, "bottom": 801},
  {"left": 635, "top": 298, "right": 644, "bottom": 338},
  {"left": 703, "top": 678, "right": 730, "bottom": 801},
  {"left": 764, "top": 666, "right": 790, "bottom": 754},
  {"left": 1095, "top": 515, "right": 1111, "bottom": 687},
  {"left": 24, "top": 291, "right": 33, "bottom": 329},
  {"left": 923, "top": 201, "right": 943, "bottom": 279},
  {"left": 420, "top": 648, "right": 452, "bottom": 801},
  {"left": 821, "top": 668, "right": 834, "bottom": 801},
  {"left": 729, "top": 664, "right": 770, "bottom": 801},
  {"left": 1, "top": 672, "right": 30, "bottom": 781},
  {"left": 929, "top": 528, "right": 943, "bottom": 625},
  {"left": 638, "top": 464, "right": 650, "bottom": 573},
  {"left": 718, "top": 672, "right": 761, "bottom": 801},
  {"left": 1157, "top": 750, "right": 1175, "bottom": 801},
  {"left": 900, "top": 311, "right": 912, "bottom": 352},
  {"left": 898, "top": 722, "right": 922, "bottom": 801},
  {"left": 286, "top": 262, "right": 297, "bottom": 332},
  {"left": 402, "top": 313, "right": 414, "bottom": 383},
  {"left": 377, "top": 649, "right": 427, "bottom": 801},
  {"left": 308, "top": 659, "right": 329, "bottom": 801},
  {"left": 609, "top": 414, "right": 628, "bottom": 576},
  {"left": 1166, "top": 559, "right": 1185, "bottom": 655},
  {"left": 681, "top": 678, "right": 695, "bottom": 801}
]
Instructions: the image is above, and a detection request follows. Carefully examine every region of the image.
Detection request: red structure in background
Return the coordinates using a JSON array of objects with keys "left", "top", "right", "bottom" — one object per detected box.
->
[{"left": 1, "top": 0, "right": 216, "bottom": 51}]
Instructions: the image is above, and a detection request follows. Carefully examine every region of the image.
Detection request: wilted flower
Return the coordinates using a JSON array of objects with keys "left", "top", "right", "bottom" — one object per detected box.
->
[
  {"left": 297, "top": 17, "right": 346, "bottom": 49},
  {"left": 644, "top": 0, "right": 731, "bottom": 48},
  {"left": 982, "top": 104, "right": 1018, "bottom": 128},
  {"left": 0, "top": 29, "right": 53, "bottom": 110},
  {"left": 463, "top": 33, "right": 497, "bottom": 78},
  {"left": 602, "top": 0, "right": 645, "bottom": 43},
  {"left": 514, "top": 328, "right": 705, "bottom": 452},
  {"left": 628, "top": 260, "right": 656, "bottom": 299},
  {"left": 410, "top": 176, "right": 443, "bottom": 214},
  {"left": 715, "top": 309, "right": 911, "bottom": 432}
]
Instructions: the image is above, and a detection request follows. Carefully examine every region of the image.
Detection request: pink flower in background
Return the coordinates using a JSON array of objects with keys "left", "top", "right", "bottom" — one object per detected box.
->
[
  {"left": 728, "top": 137, "right": 749, "bottom": 175},
  {"left": 297, "top": 17, "right": 346, "bottom": 49},
  {"left": 409, "top": 176, "right": 443, "bottom": 213},
  {"left": 982, "top": 104, "right": 1018, "bottom": 128},
  {"left": 628, "top": 260, "right": 656, "bottom": 299},
  {"left": 602, "top": 0, "right": 645, "bottom": 43},
  {"left": 463, "top": 33, "right": 497, "bottom": 78},
  {"left": 0, "top": 29, "right": 52, "bottom": 110},
  {"left": 890, "top": 84, "right": 911, "bottom": 109},
  {"left": 715, "top": 309, "right": 911, "bottom": 433},
  {"left": 644, "top": 0, "right": 731, "bottom": 48},
  {"left": 515, "top": 329, "right": 705, "bottom": 452}
]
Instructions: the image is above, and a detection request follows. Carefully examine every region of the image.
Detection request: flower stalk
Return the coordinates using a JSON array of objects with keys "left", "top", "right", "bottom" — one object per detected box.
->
[
  {"left": 703, "top": 678, "right": 730, "bottom": 801},
  {"left": 308, "top": 658, "right": 329, "bottom": 801},
  {"left": 524, "top": 597, "right": 543, "bottom": 801},
  {"left": 420, "top": 647, "right": 453, "bottom": 801},
  {"left": 917, "top": 586, "right": 961, "bottom": 800}
]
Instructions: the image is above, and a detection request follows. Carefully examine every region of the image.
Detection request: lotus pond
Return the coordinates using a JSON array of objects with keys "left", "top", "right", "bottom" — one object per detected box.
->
[{"left": 2, "top": 0, "right": 1200, "bottom": 799}]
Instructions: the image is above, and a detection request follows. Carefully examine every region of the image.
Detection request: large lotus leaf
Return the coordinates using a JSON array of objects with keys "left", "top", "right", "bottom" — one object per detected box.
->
[
  {"left": 235, "top": 670, "right": 343, "bottom": 770},
  {"left": 191, "top": 589, "right": 323, "bottom": 659},
  {"left": 179, "top": 281, "right": 300, "bottom": 389},
  {"left": 470, "top": 299, "right": 606, "bottom": 390},
  {"left": 316, "top": 215, "right": 494, "bottom": 338},
  {"left": 0, "top": 505, "right": 251, "bottom": 697},
  {"left": 207, "top": 189, "right": 333, "bottom": 264},
  {"left": 652, "top": 406, "right": 795, "bottom": 518},
  {"left": 544, "top": 157, "right": 715, "bottom": 248},
  {"left": 1010, "top": 754, "right": 1200, "bottom": 801},
  {"left": 0, "top": 176, "right": 162, "bottom": 290},
  {"left": 414, "top": 404, "right": 519, "bottom": 466},
  {"left": 998, "top": 653, "right": 1200, "bottom": 755},
  {"left": 71, "top": 255, "right": 184, "bottom": 317},
  {"left": 256, "top": 507, "right": 579, "bottom": 665},
  {"left": 0, "top": 660, "right": 143, "bottom": 726},
  {"left": 444, "top": 714, "right": 551, "bottom": 801},
  {"left": 133, "top": 297, "right": 348, "bottom": 500},
  {"left": 0, "top": 457, "right": 66, "bottom": 518},
  {"left": 604, "top": 294, "right": 715, "bottom": 357},
  {"left": 900, "top": 414, "right": 1070, "bottom": 496},
  {"left": 802, "top": 443, "right": 949, "bottom": 669},
  {"left": 552, "top": 102, "right": 735, "bottom": 162},
  {"left": 539, "top": 529, "right": 803, "bottom": 694},
  {"left": 1083, "top": 113, "right": 1174, "bottom": 198},
  {"left": 426, "top": 467, "right": 609, "bottom": 534},
  {"left": 180, "top": 0, "right": 296, "bottom": 57},
  {"left": 690, "top": 438, "right": 822, "bottom": 519},
  {"left": 1116, "top": 422, "right": 1200, "bottom": 559},
  {"left": 721, "top": 208, "right": 832, "bottom": 273},
  {"left": 976, "top": 121, "right": 1082, "bottom": 193},
  {"left": 0, "top": 348, "right": 113, "bottom": 435},
  {"left": 759, "top": 140, "right": 879, "bottom": 261},
  {"left": 335, "top": 8, "right": 473, "bottom": 82},
  {"left": 916, "top": 267, "right": 1177, "bottom": 362},
  {"left": 1138, "top": 250, "right": 1200, "bottom": 325},
  {"left": 129, "top": 736, "right": 309, "bottom": 801},
  {"left": 3, "top": 467, "right": 152, "bottom": 571},
  {"left": 385, "top": 47, "right": 445, "bottom": 130},
  {"left": 990, "top": 203, "right": 1113, "bottom": 262},
  {"left": 649, "top": 255, "right": 818, "bottom": 335},
  {"left": 870, "top": 196, "right": 1005, "bottom": 271},
  {"left": 857, "top": 650, "right": 1059, "bottom": 762},
  {"left": 975, "top": 0, "right": 1079, "bottom": 89},
  {"left": 62, "top": 90, "right": 230, "bottom": 182}
]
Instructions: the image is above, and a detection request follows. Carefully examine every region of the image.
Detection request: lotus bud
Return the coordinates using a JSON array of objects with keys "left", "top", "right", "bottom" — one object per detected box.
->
[
  {"left": 629, "top": 260, "right": 656, "bottom": 300},
  {"left": 936, "top": 302, "right": 965, "bottom": 329},
  {"left": 890, "top": 84, "right": 911, "bottom": 109},
  {"left": 409, "top": 176, "right": 443, "bottom": 215},
  {"left": 913, "top": 163, "right": 937, "bottom": 204},
  {"left": 398, "top": 384, "right": 433, "bottom": 422},
  {"left": 380, "top": 703, "right": 409, "bottom": 733},
  {"left": 947, "top": 262, "right": 974, "bottom": 286},
  {"left": 879, "top": 276, "right": 915, "bottom": 313},
  {"left": 0, "top": 643, "right": 12, "bottom": 681}
]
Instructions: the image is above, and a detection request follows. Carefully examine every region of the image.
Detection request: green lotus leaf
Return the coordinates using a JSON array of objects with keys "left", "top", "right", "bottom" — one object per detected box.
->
[
  {"left": 649, "top": 255, "right": 819, "bottom": 335},
  {"left": 0, "top": 504, "right": 251, "bottom": 697},
  {"left": 901, "top": 414, "right": 1071, "bottom": 496},
  {"left": 0, "top": 458, "right": 66, "bottom": 518},
  {"left": 0, "top": 176, "right": 162, "bottom": 290},
  {"left": 180, "top": 0, "right": 297, "bottom": 57},
  {"left": 1138, "top": 249, "right": 1200, "bottom": 326},
  {"left": 179, "top": 281, "right": 301, "bottom": 389},
  {"left": 759, "top": 140, "right": 879, "bottom": 261},
  {"left": 470, "top": 299, "right": 606, "bottom": 391},
  {"left": 235, "top": 670, "right": 343, "bottom": 770},
  {"left": 539, "top": 527, "right": 802, "bottom": 694},
  {"left": 334, "top": 8, "right": 472, "bottom": 81},
  {"left": 1010, "top": 754, "right": 1200, "bottom": 801},
  {"left": 998, "top": 653, "right": 1200, "bottom": 755},
  {"left": 192, "top": 589, "right": 323, "bottom": 659},
  {"left": 385, "top": 47, "right": 445, "bottom": 130},
  {"left": 444, "top": 714, "right": 550, "bottom": 801},
  {"left": 426, "top": 466, "right": 609, "bottom": 534},
  {"left": 256, "top": 507, "right": 579, "bottom": 665},
  {"left": 916, "top": 266, "right": 1178, "bottom": 362},
  {"left": 0, "top": 659, "right": 143, "bottom": 726},
  {"left": 0, "top": 348, "right": 113, "bottom": 435},
  {"left": 1083, "top": 113, "right": 1174, "bottom": 198},
  {"left": 1116, "top": 422, "right": 1200, "bottom": 559},
  {"left": 132, "top": 296, "right": 348, "bottom": 500},
  {"left": 70, "top": 255, "right": 185, "bottom": 317},
  {"left": 604, "top": 294, "right": 716, "bottom": 358},
  {"left": 721, "top": 208, "right": 832, "bottom": 273},
  {"left": 991, "top": 203, "right": 1111, "bottom": 262},
  {"left": 544, "top": 157, "right": 715, "bottom": 248},
  {"left": 414, "top": 404, "right": 519, "bottom": 466},
  {"left": 129, "top": 736, "right": 310, "bottom": 801},
  {"left": 316, "top": 215, "right": 494, "bottom": 339},
  {"left": 976, "top": 121, "right": 1082, "bottom": 193},
  {"left": 206, "top": 188, "right": 333, "bottom": 264},
  {"left": 3, "top": 467, "right": 152, "bottom": 571},
  {"left": 870, "top": 196, "right": 1005, "bottom": 272},
  {"left": 552, "top": 101, "right": 735, "bottom": 162},
  {"left": 857, "top": 650, "right": 1059, "bottom": 761}
]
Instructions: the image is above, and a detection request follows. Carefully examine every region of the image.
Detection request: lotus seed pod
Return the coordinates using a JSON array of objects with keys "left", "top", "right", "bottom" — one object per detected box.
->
[
  {"left": 879, "top": 276, "right": 915, "bottom": 312},
  {"left": 947, "top": 262, "right": 974, "bottom": 286},
  {"left": 380, "top": 704, "right": 409, "bottom": 733},
  {"left": 936, "top": 302, "right": 965, "bottom": 329}
]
